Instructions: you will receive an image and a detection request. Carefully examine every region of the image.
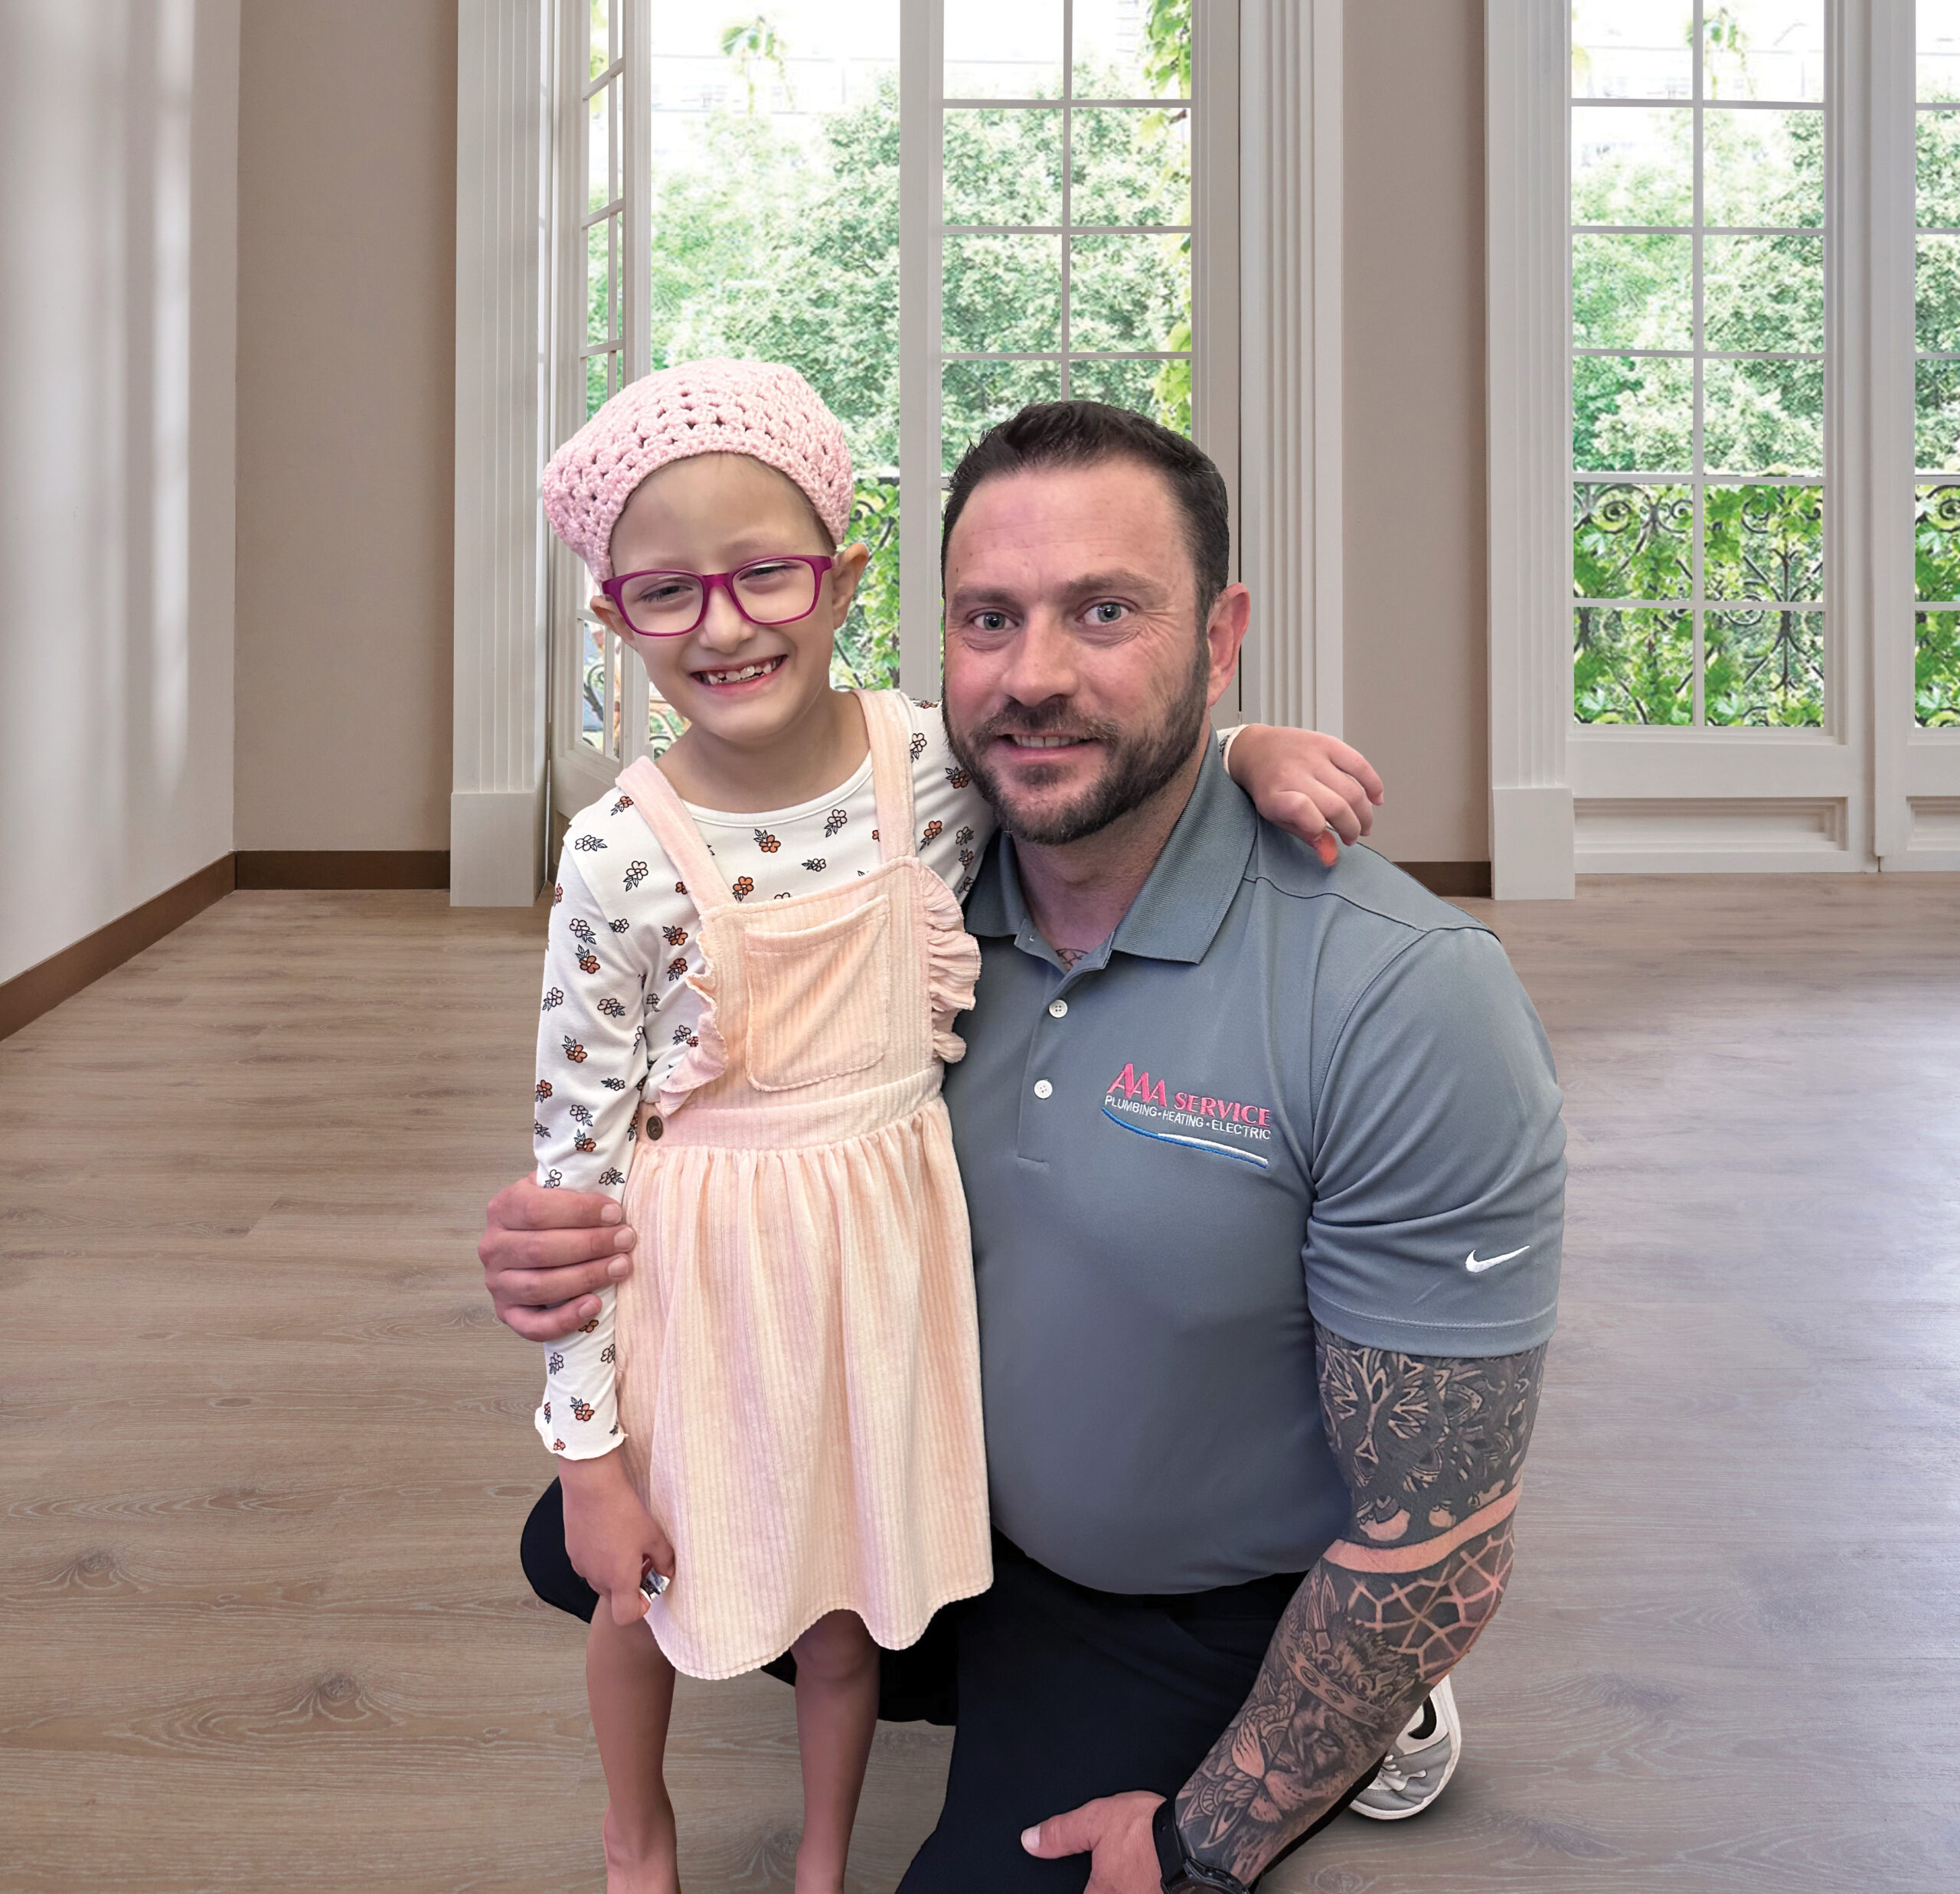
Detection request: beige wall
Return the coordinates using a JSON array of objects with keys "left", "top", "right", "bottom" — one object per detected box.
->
[
  {"left": 1342, "top": 0, "right": 1489, "bottom": 866},
  {"left": 0, "top": 0, "right": 240, "bottom": 985},
  {"left": 234, "top": 0, "right": 456, "bottom": 851}
]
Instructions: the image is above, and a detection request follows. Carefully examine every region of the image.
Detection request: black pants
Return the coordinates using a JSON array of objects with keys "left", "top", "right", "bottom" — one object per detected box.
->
[{"left": 521, "top": 1484, "right": 1376, "bottom": 1889}]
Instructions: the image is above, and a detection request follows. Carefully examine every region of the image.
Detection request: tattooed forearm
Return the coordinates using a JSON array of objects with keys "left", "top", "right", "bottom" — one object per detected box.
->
[{"left": 1174, "top": 1335, "right": 1547, "bottom": 1883}]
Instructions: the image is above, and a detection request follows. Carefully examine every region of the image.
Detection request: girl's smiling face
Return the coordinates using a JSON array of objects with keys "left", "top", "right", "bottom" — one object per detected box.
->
[{"left": 593, "top": 452, "right": 867, "bottom": 750}]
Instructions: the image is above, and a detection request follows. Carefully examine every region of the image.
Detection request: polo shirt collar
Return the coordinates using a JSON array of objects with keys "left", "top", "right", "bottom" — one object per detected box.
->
[{"left": 962, "top": 740, "right": 1259, "bottom": 965}]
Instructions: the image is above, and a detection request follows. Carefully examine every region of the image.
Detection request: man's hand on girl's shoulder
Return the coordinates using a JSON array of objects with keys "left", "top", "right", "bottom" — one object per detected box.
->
[{"left": 480, "top": 1175, "right": 637, "bottom": 1342}]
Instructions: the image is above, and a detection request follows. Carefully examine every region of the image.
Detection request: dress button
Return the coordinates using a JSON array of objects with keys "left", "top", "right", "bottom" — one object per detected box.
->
[
  {"left": 1033, "top": 1079, "right": 1054, "bottom": 1099},
  {"left": 645, "top": 1113, "right": 664, "bottom": 1141},
  {"left": 1048, "top": 999, "right": 1068, "bottom": 1018}
]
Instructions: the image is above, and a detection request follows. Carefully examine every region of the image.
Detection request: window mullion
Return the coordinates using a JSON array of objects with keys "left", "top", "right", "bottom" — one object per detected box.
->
[{"left": 897, "top": 0, "right": 946, "bottom": 698}]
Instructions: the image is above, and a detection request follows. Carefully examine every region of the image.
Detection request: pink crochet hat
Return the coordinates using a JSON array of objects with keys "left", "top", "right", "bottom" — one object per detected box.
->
[{"left": 541, "top": 358, "right": 854, "bottom": 580}]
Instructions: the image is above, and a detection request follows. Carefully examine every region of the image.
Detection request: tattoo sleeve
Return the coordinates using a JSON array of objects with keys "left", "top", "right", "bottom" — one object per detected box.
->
[{"left": 1174, "top": 1333, "right": 1547, "bottom": 1883}]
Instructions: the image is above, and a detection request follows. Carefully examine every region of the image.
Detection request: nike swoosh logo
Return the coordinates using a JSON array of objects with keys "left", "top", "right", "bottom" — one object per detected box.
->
[{"left": 1465, "top": 1245, "right": 1530, "bottom": 1273}]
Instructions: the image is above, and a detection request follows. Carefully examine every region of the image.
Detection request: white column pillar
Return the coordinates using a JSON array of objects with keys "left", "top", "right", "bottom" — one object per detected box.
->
[
  {"left": 1485, "top": 0, "right": 1575, "bottom": 898},
  {"left": 1236, "top": 0, "right": 1343, "bottom": 733},
  {"left": 450, "top": 0, "right": 550, "bottom": 906}
]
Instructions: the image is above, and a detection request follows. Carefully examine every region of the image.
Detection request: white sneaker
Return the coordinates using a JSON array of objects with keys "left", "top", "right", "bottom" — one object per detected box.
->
[{"left": 1348, "top": 1675, "right": 1463, "bottom": 1820}]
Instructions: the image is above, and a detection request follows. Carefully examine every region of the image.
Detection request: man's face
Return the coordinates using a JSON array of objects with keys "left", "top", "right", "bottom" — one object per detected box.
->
[{"left": 940, "top": 458, "right": 1248, "bottom": 847}]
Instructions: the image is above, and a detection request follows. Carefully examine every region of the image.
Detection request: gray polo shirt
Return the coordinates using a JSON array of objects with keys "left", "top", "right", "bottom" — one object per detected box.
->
[{"left": 942, "top": 745, "right": 1566, "bottom": 1595}]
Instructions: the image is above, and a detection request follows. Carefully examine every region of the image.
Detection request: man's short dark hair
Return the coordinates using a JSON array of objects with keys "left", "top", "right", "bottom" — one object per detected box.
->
[{"left": 939, "top": 402, "right": 1231, "bottom": 622}]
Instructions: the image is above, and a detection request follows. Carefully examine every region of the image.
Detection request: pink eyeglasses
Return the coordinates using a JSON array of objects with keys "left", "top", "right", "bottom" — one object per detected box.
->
[{"left": 600, "top": 554, "right": 835, "bottom": 638}]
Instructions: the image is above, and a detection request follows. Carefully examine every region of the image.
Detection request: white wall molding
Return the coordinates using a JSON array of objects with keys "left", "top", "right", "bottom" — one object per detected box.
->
[
  {"left": 1485, "top": 0, "right": 1574, "bottom": 898},
  {"left": 451, "top": 0, "right": 550, "bottom": 906},
  {"left": 1236, "top": 0, "right": 1341, "bottom": 733}
]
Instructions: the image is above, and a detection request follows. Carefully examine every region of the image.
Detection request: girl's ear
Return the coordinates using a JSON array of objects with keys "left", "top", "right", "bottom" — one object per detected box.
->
[
  {"left": 590, "top": 591, "right": 632, "bottom": 641},
  {"left": 827, "top": 541, "right": 872, "bottom": 619}
]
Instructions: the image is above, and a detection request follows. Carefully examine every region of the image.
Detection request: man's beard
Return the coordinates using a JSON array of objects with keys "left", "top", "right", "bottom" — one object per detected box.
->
[{"left": 946, "top": 643, "right": 1211, "bottom": 847}]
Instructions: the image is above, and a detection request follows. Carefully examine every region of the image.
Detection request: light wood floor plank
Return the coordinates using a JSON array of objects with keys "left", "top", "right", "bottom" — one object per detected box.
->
[{"left": 3, "top": 878, "right": 1958, "bottom": 1891}]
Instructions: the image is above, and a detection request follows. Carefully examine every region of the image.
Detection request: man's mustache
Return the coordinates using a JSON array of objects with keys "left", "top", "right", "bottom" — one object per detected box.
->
[{"left": 960, "top": 700, "right": 1124, "bottom": 747}]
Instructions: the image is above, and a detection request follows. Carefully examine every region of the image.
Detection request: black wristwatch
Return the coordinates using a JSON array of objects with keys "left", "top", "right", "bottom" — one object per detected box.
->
[{"left": 1152, "top": 1797, "right": 1253, "bottom": 1894}]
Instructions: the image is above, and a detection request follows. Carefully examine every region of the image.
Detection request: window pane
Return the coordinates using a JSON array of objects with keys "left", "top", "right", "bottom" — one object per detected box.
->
[
  {"left": 1704, "top": 234, "right": 1824, "bottom": 352},
  {"left": 834, "top": 472, "right": 901, "bottom": 690},
  {"left": 1573, "top": 233, "right": 1692, "bottom": 348},
  {"left": 1704, "top": 609, "right": 1824, "bottom": 725},
  {"left": 1573, "top": 607, "right": 1695, "bottom": 723},
  {"left": 1070, "top": 107, "right": 1191, "bottom": 227},
  {"left": 1915, "top": 612, "right": 1960, "bottom": 723},
  {"left": 946, "top": 0, "right": 1060, "bottom": 99},
  {"left": 590, "top": 0, "right": 613, "bottom": 79},
  {"left": 644, "top": 2, "right": 902, "bottom": 683},
  {"left": 1704, "top": 107, "right": 1823, "bottom": 227},
  {"left": 1922, "top": 0, "right": 1960, "bottom": 103},
  {"left": 586, "top": 211, "right": 617, "bottom": 351},
  {"left": 942, "top": 358, "right": 1062, "bottom": 472},
  {"left": 1703, "top": 0, "right": 1824, "bottom": 103},
  {"left": 579, "top": 619, "right": 606, "bottom": 751},
  {"left": 1573, "top": 106, "right": 1691, "bottom": 226},
  {"left": 943, "top": 233, "right": 1063, "bottom": 351},
  {"left": 1068, "top": 233, "right": 1189, "bottom": 353},
  {"left": 590, "top": 81, "right": 615, "bottom": 208},
  {"left": 1573, "top": 482, "right": 1693, "bottom": 599},
  {"left": 1573, "top": 355, "right": 1694, "bottom": 471},
  {"left": 1072, "top": 0, "right": 1186, "bottom": 100},
  {"left": 1572, "top": 0, "right": 1693, "bottom": 100},
  {"left": 1917, "top": 361, "right": 1960, "bottom": 470},
  {"left": 1917, "top": 112, "right": 1960, "bottom": 227},
  {"left": 1072, "top": 354, "right": 1184, "bottom": 429},
  {"left": 1916, "top": 483, "right": 1960, "bottom": 600},
  {"left": 1704, "top": 357, "right": 1824, "bottom": 472},
  {"left": 944, "top": 108, "right": 1063, "bottom": 226},
  {"left": 1918, "top": 236, "right": 1960, "bottom": 351},
  {"left": 1703, "top": 483, "right": 1823, "bottom": 601}
]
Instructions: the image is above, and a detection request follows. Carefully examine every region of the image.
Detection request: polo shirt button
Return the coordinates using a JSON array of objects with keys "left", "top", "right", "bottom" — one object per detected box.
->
[
  {"left": 1033, "top": 1079, "right": 1054, "bottom": 1099},
  {"left": 645, "top": 1113, "right": 664, "bottom": 1141},
  {"left": 1048, "top": 1000, "right": 1068, "bottom": 1018}
]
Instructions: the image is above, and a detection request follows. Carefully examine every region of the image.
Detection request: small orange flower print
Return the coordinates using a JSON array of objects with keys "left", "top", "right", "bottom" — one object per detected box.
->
[
  {"left": 570, "top": 1397, "right": 596, "bottom": 1422},
  {"left": 921, "top": 820, "right": 943, "bottom": 844},
  {"left": 577, "top": 949, "right": 601, "bottom": 975},
  {"left": 732, "top": 874, "right": 756, "bottom": 900},
  {"left": 946, "top": 766, "right": 971, "bottom": 789},
  {"left": 563, "top": 1036, "right": 588, "bottom": 1063},
  {"left": 554, "top": 883, "right": 564, "bottom": 904},
  {"left": 754, "top": 828, "right": 782, "bottom": 854},
  {"left": 666, "top": 956, "right": 688, "bottom": 982},
  {"left": 536, "top": 1080, "right": 554, "bottom": 1101},
  {"left": 663, "top": 925, "right": 688, "bottom": 945}
]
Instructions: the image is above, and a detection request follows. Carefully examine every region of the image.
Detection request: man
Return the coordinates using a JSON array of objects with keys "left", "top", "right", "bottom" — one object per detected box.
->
[{"left": 484, "top": 403, "right": 1565, "bottom": 1890}]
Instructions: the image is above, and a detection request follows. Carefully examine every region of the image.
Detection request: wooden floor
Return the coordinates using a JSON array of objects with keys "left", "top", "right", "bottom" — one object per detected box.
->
[{"left": 2, "top": 876, "right": 1958, "bottom": 1892}]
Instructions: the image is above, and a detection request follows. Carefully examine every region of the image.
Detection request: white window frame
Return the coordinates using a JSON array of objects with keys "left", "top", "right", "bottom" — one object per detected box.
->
[
  {"left": 1488, "top": 0, "right": 1960, "bottom": 893},
  {"left": 451, "top": 0, "right": 1344, "bottom": 901}
]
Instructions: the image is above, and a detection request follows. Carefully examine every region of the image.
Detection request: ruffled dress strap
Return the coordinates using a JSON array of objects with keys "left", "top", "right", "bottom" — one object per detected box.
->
[
  {"left": 854, "top": 689, "right": 918, "bottom": 864},
  {"left": 614, "top": 756, "right": 733, "bottom": 1117},
  {"left": 614, "top": 756, "right": 730, "bottom": 907}
]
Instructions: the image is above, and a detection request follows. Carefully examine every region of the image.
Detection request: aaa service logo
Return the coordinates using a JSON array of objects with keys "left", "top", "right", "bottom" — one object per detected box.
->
[{"left": 1101, "top": 1063, "right": 1273, "bottom": 1171}]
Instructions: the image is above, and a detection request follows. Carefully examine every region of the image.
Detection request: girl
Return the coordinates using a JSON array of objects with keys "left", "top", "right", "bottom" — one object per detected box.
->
[{"left": 531, "top": 358, "right": 1383, "bottom": 1894}]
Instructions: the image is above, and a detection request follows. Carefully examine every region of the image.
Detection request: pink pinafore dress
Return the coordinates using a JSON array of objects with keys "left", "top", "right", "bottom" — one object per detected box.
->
[{"left": 609, "top": 690, "right": 994, "bottom": 1680}]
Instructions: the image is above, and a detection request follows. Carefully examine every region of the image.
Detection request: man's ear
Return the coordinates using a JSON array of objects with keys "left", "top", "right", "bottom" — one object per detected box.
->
[{"left": 1204, "top": 583, "right": 1252, "bottom": 709}]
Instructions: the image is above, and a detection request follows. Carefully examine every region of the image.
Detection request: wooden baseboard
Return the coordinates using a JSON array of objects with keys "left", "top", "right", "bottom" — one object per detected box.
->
[
  {"left": 0, "top": 855, "right": 237, "bottom": 1043},
  {"left": 1397, "top": 860, "right": 1494, "bottom": 899},
  {"left": 2, "top": 851, "right": 454, "bottom": 1042},
  {"left": 234, "top": 851, "right": 451, "bottom": 890}
]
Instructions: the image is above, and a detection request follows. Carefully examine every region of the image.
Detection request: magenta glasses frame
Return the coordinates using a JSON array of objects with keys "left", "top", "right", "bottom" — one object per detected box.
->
[{"left": 599, "top": 554, "right": 835, "bottom": 638}]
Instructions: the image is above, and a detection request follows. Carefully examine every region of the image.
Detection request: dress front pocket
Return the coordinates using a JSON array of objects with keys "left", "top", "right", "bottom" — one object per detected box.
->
[{"left": 742, "top": 898, "right": 892, "bottom": 1092}]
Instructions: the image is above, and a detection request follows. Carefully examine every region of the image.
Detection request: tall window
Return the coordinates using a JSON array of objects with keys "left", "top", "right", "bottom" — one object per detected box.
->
[
  {"left": 1570, "top": 1, "right": 1827, "bottom": 730},
  {"left": 1916, "top": 3, "right": 1960, "bottom": 727},
  {"left": 550, "top": 0, "right": 1208, "bottom": 812}
]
